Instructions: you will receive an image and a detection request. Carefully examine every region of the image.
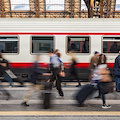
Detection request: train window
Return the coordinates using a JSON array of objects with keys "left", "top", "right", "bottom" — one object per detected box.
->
[
  {"left": 103, "top": 37, "right": 120, "bottom": 53},
  {"left": 0, "top": 37, "right": 18, "bottom": 53},
  {"left": 32, "top": 36, "right": 54, "bottom": 53},
  {"left": 67, "top": 36, "right": 89, "bottom": 53}
]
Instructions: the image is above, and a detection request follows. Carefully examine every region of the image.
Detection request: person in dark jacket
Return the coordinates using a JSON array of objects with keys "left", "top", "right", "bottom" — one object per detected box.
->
[
  {"left": 113, "top": 51, "right": 120, "bottom": 92},
  {"left": 21, "top": 55, "right": 51, "bottom": 106},
  {"left": 0, "top": 53, "right": 13, "bottom": 87}
]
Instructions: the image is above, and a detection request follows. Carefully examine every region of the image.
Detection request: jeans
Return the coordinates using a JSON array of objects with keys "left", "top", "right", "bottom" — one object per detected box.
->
[
  {"left": 4, "top": 73, "right": 13, "bottom": 86},
  {"left": 115, "top": 76, "right": 120, "bottom": 91},
  {"left": 97, "top": 82, "right": 106, "bottom": 105}
]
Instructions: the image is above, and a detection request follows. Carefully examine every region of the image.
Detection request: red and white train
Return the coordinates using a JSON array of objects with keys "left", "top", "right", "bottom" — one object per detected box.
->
[{"left": 0, "top": 18, "right": 120, "bottom": 81}]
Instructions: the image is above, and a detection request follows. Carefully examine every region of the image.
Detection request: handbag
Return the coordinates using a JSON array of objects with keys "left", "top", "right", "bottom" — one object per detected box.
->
[
  {"left": 114, "top": 68, "right": 120, "bottom": 77},
  {"left": 100, "top": 82, "right": 114, "bottom": 94},
  {"left": 99, "top": 68, "right": 112, "bottom": 82},
  {"left": 101, "top": 74, "right": 112, "bottom": 82}
]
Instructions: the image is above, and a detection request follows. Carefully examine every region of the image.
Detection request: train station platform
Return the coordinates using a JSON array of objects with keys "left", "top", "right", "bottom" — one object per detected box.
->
[
  {"left": 0, "top": 82, "right": 120, "bottom": 101},
  {"left": 0, "top": 82, "right": 120, "bottom": 119}
]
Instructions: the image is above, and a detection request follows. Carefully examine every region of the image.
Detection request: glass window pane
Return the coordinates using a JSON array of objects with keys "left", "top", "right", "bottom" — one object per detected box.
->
[
  {"left": 46, "top": 0, "right": 64, "bottom": 4},
  {"left": 11, "top": 5, "right": 30, "bottom": 10},
  {"left": 0, "top": 37, "right": 18, "bottom": 53},
  {"left": 10, "top": 0, "right": 30, "bottom": 10},
  {"left": 116, "top": 5, "right": 120, "bottom": 10},
  {"left": 81, "top": 5, "right": 88, "bottom": 10},
  {"left": 116, "top": 0, "right": 120, "bottom": 10},
  {"left": 116, "top": 0, "right": 120, "bottom": 4},
  {"left": 32, "top": 36, "right": 54, "bottom": 53},
  {"left": 11, "top": 0, "right": 29, "bottom": 4},
  {"left": 46, "top": 5, "right": 64, "bottom": 10},
  {"left": 67, "top": 36, "right": 89, "bottom": 53},
  {"left": 103, "top": 37, "right": 120, "bottom": 53},
  {"left": 46, "top": 0, "right": 64, "bottom": 10},
  {"left": 81, "top": 0, "right": 88, "bottom": 10}
]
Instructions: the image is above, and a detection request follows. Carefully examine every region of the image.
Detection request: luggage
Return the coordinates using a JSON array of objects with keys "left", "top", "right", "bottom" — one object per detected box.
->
[
  {"left": 75, "top": 84, "right": 96, "bottom": 105},
  {"left": 43, "top": 82, "right": 52, "bottom": 109},
  {"left": 43, "top": 90, "right": 51, "bottom": 109}
]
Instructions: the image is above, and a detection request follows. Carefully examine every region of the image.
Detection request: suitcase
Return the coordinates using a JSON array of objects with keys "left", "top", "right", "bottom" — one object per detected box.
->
[
  {"left": 43, "top": 90, "right": 51, "bottom": 109},
  {"left": 43, "top": 82, "right": 52, "bottom": 109},
  {"left": 75, "top": 84, "right": 96, "bottom": 105}
]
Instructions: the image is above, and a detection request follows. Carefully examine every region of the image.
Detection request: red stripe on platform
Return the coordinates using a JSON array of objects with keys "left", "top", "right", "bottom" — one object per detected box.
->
[
  {"left": 9, "top": 63, "right": 114, "bottom": 68},
  {"left": 0, "top": 32, "right": 120, "bottom": 35}
]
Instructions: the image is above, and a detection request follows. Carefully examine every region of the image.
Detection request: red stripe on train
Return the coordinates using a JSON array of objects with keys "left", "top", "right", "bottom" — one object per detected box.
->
[
  {"left": 10, "top": 63, "right": 114, "bottom": 68},
  {"left": 0, "top": 32, "right": 120, "bottom": 35}
]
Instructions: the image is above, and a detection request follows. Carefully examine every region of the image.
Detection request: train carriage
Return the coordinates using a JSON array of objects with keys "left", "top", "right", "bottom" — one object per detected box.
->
[{"left": 0, "top": 18, "right": 120, "bottom": 81}]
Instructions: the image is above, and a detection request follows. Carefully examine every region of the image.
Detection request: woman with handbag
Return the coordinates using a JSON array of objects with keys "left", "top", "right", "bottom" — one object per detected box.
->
[{"left": 91, "top": 54, "right": 113, "bottom": 109}]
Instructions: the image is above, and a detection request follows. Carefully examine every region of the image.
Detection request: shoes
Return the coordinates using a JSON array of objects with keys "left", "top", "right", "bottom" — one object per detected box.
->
[
  {"left": 102, "top": 104, "right": 111, "bottom": 109},
  {"left": 6, "top": 94, "right": 11, "bottom": 100},
  {"left": 9, "top": 85, "right": 14, "bottom": 88},
  {"left": 116, "top": 90, "right": 120, "bottom": 92},
  {"left": 76, "top": 84, "right": 81, "bottom": 87},
  {"left": 95, "top": 95, "right": 101, "bottom": 98},
  {"left": 78, "top": 104, "right": 86, "bottom": 107},
  {"left": 56, "top": 96, "right": 64, "bottom": 99},
  {"left": 21, "top": 102, "right": 29, "bottom": 106}
]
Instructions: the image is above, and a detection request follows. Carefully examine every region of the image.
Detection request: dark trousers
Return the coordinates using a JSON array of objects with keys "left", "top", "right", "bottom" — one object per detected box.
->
[
  {"left": 50, "top": 68, "right": 64, "bottom": 96},
  {"left": 71, "top": 69, "right": 81, "bottom": 85},
  {"left": 115, "top": 76, "right": 120, "bottom": 91},
  {"left": 97, "top": 82, "right": 106, "bottom": 105}
]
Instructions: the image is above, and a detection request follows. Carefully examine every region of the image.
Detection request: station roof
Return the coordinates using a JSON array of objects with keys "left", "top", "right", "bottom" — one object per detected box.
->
[{"left": 0, "top": 0, "right": 120, "bottom": 18}]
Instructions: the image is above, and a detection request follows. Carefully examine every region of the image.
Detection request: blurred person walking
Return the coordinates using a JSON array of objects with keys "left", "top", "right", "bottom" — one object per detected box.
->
[
  {"left": 91, "top": 54, "right": 113, "bottom": 109},
  {"left": 49, "top": 50, "right": 65, "bottom": 98},
  {"left": 68, "top": 51, "right": 81, "bottom": 87},
  {"left": 89, "top": 51, "right": 99, "bottom": 71},
  {"left": 0, "top": 53, "right": 11, "bottom": 100},
  {"left": 88, "top": 51, "right": 99, "bottom": 91},
  {"left": 0, "top": 53, "right": 14, "bottom": 87},
  {"left": 21, "top": 55, "right": 51, "bottom": 106},
  {"left": 113, "top": 50, "right": 120, "bottom": 92}
]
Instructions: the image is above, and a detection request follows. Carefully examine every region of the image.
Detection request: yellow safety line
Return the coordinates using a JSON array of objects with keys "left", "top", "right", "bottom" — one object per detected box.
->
[{"left": 0, "top": 111, "right": 119, "bottom": 116}]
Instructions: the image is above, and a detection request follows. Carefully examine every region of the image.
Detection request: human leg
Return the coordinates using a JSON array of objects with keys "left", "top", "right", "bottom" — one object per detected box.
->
[
  {"left": 99, "top": 83, "right": 111, "bottom": 109},
  {"left": 4, "top": 73, "right": 13, "bottom": 87},
  {"left": 56, "top": 75, "right": 64, "bottom": 97},
  {"left": 0, "top": 84, "right": 11, "bottom": 100},
  {"left": 115, "top": 76, "right": 120, "bottom": 91}
]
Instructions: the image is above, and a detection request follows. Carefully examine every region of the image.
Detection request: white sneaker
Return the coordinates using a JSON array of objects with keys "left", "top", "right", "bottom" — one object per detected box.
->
[
  {"left": 102, "top": 104, "right": 111, "bottom": 109},
  {"left": 56, "top": 96, "right": 64, "bottom": 99}
]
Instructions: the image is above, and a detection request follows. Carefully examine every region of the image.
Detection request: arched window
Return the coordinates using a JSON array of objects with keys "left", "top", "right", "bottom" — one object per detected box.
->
[
  {"left": 10, "top": 0, "right": 30, "bottom": 10},
  {"left": 46, "top": 0, "right": 64, "bottom": 11}
]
